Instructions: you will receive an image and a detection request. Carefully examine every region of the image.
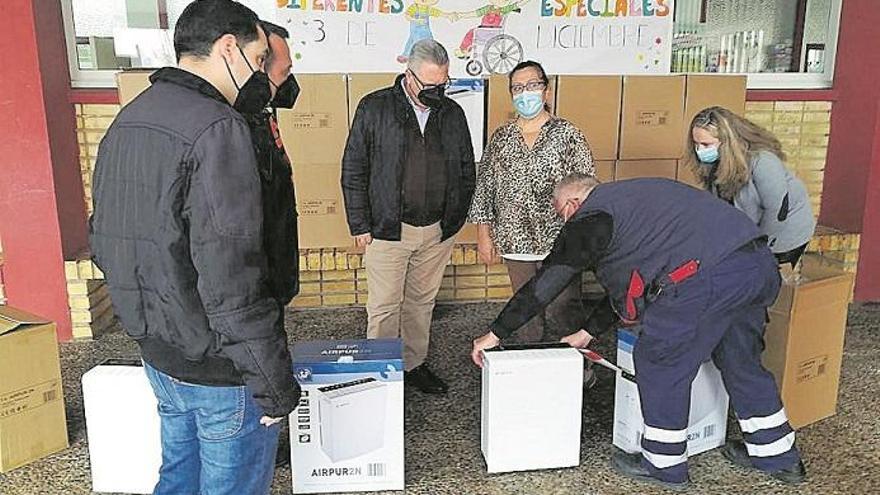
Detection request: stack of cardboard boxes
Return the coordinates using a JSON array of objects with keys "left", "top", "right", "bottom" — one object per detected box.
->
[
  {"left": 113, "top": 71, "right": 748, "bottom": 251},
  {"left": 501, "top": 73, "right": 747, "bottom": 185}
]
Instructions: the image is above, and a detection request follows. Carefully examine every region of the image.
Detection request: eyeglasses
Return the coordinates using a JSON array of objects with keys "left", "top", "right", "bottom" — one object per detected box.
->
[
  {"left": 408, "top": 69, "right": 449, "bottom": 91},
  {"left": 510, "top": 80, "right": 547, "bottom": 95}
]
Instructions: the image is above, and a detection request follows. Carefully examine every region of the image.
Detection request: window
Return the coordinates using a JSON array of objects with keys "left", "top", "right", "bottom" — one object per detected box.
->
[
  {"left": 671, "top": 0, "right": 842, "bottom": 89},
  {"left": 62, "top": 0, "right": 276, "bottom": 88}
]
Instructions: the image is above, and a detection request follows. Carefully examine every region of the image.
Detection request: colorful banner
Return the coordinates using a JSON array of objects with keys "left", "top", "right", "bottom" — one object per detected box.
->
[{"left": 276, "top": 0, "right": 674, "bottom": 77}]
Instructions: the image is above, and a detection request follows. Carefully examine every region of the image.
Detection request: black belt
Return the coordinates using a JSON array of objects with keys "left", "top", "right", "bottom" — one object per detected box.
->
[{"left": 737, "top": 236, "right": 768, "bottom": 253}]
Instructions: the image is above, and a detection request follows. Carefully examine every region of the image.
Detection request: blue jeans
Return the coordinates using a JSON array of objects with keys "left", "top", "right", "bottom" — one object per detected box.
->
[{"left": 143, "top": 363, "right": 280, "bottom": 495}]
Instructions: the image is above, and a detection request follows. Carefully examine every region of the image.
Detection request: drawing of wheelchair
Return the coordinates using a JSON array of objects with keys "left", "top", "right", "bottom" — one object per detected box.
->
[{"left": 465, "top": 24, "right": 524, "bottom": 76}]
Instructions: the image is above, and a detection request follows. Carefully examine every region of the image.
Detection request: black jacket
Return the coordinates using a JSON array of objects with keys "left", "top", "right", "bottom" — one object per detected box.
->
[
  {"left": 341, "top": 75, "right": 476, "bottom": 241},
  {"left": 245, "top": 110, "right": 300, "bottom": 305},
  {"left": 89, "top": 68, "right": 300, "bottom": 418}
]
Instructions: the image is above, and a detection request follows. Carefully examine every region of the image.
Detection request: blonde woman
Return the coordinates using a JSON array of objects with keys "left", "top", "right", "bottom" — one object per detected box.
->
[
  {"left": 468, "top": 60, "right": 595, "bottom": 344},
  {"left": 686, "top": 106, "right": 816, "bottom": 268}
]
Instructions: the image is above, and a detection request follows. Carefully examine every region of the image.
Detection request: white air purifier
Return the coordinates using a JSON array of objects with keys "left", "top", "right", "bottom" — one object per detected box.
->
[
  {"left": 317, "top": 377, "right": 388, "bottom": 462},
  {"left": 82, "top": 360, "right": 162, "bottom": 494},
  {"left": 481, "top": 343, "right": 584, "bottom": 473}
]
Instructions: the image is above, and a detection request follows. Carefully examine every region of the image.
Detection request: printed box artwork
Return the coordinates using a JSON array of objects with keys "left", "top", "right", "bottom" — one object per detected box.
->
[
  {"left": 291, "top": 339, "right": 404, "bottom": 494},
  {"left": 613, "top": 329, "right": 729, "bottom": 457}
]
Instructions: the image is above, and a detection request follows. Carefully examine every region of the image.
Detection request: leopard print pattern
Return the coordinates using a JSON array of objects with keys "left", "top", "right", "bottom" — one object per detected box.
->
[{"left": 468, "top": 117, "right": 595, "bottom": 256}]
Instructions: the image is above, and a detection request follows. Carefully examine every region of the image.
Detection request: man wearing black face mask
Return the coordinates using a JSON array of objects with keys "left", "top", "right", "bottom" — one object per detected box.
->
[
  {"left": 244, "top": 21, "right": 300, "bottom": 307},
  {"left": 89, "top": 2, "right": 298, "bottom": 493},
  {"left": 342, "top": 39, "right": 476, "bottom": 395}
]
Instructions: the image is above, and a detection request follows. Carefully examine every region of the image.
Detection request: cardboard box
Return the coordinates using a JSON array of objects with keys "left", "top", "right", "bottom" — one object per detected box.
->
[
  {"left": 684, "top": 74, "right": 747, "bottom": 128},
  {"left": 613, "top": 329, "right": 729, "bottom": 457},
  {"left": 614, "top": 160, "right": 678, "bottom": 180},
  {"left": 291, "top": 339, "right": 404, "bottom": 494},
  {"left": 293, "top": 163, "right": 354, "bottom": 249},
  {"left": 117, "top": 70, "right": 154, "bottom": 106},
  {"left": 763, "top": 254, "right": 854, "bottom": 429},
  {"left": 277, "top": 75, "right": 352, "bottom": 248},
  {"left": 619, "top": 76, "right": 686, "bottom": 160},
  {"left": 556, "top": 76, "right": 623, "bottom": 161},
  {"left": 487, "top": 74, "right": 557, "bottom": 139},
  {"left": 481, "top": 344, "right": 583, "bottom": 473},
  {"left": 683, "top": 75, "right": 747, "bottom": 158},
  {"left": 0, "top": 306, "right": 68, "bottom": 472},
  {"left": 595, "top": 160, "right": 615, "bottom": 183},
  {"left": 348, "top": 74, "right": 398, "bottom": 125},
  {"left": 278, "top": 74, "right": 349, "bottom": 167},
  {"left": 676, "top": 160, "right": 703, "bottom": 188},
  {"left": 82, "top": 359, "right": 161, "bottom": 494}
]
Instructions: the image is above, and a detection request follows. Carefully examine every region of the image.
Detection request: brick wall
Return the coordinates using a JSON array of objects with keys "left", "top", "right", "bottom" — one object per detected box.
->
[
  {"left": 744, "top": 101, "right": 832, "bottom": 217},
  {"left": 75, "top": 104, "right": 118, "bottom": 215}
]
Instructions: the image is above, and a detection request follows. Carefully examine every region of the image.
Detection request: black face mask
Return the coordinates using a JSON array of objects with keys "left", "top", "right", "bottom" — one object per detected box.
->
[
  {"left": 418, "top": 85, "right": 446, "bottom": 110},
  {"left": 224, "top": 46, "right": 271, "bottom": 115},
  {"left": 270, "top": 74, "right": 300, "bottom": 109},
  {"left": 409, "top": 69, "right": 446, "bottom": 110}
]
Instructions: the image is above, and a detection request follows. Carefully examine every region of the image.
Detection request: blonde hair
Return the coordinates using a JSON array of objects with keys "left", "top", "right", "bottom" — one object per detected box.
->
[{"left": 685, "top": 106, "right": 787, "bottom": 201}]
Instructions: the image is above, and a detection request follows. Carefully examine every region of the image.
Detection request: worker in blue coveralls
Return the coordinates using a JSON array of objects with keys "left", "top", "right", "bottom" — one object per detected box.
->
[{"left": 471, "top": 173, "right": 806, "bottom": 490}]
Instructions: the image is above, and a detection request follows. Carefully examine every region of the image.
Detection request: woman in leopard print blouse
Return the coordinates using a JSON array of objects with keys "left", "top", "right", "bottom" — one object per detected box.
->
[{"left": 468, "top": 60, "right": 595, "bottom": 343}]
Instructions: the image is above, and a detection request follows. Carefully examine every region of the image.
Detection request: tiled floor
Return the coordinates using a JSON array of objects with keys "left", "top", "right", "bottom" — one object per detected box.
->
[{"left": 2, "top": 302, "right": 878, "bottom": 494}]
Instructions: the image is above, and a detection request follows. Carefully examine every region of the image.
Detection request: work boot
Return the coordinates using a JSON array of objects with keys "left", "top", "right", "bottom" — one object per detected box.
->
[
  {"left": 611, "top": 448, "right": 691, "bottom": 491},
  {"left": 721, "top": 440, "right": 806, "bottom": 484},
  {"left": 405, "top": 364, "right": 448, "bottom": 395}
]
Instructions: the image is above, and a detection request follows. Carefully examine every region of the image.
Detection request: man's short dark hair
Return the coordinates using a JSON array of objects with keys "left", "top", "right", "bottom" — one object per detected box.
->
[
  {"left": 174, "top": 0, "right": 260, "bottom": 61},
  {"left": 260, "top": 21, "right": 290, "bottom": 67},
  {"left": 260, "top": 21, "right": 290, "bottom": 40}
]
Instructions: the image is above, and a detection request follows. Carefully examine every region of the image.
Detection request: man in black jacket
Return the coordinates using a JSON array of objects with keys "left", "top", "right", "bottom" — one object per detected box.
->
[
  {"left": 342, "top": 39, "right": 476, "bottom": 394},
  {"left": 244, "top": 20, "right": 301, "bottom": 470},
  {"left": 89, "top": 2, "right": 298, "bottom": 493},
  {"left": 245, "top": 21, "right": 300, "bottom": 305}
]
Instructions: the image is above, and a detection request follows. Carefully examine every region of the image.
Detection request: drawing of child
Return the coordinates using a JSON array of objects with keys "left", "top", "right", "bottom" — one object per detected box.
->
[
  {"left": 398, "top": 0, "right": 452, "bottom": 63},
  {"left": 451, "top": 0, "right": 530, "bottom": 59}
]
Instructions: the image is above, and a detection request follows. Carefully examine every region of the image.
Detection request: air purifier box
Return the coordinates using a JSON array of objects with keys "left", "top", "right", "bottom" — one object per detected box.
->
[
  {"left": 481, "top": 343, "right": 584, "bottom": 473},
  {"left": 613, "top": 329, "right": 729, "bottom": 456},
  {"left": 291, "top": 339, "right": 404, "bottom": 494},
  {"left": 81, "top": 359, "right": 162, "bottom": 494}
]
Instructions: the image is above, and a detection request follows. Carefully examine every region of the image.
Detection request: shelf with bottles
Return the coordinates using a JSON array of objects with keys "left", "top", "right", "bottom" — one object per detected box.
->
[{"left": 672, "top": 29, "right": 796, "bottom": 75}]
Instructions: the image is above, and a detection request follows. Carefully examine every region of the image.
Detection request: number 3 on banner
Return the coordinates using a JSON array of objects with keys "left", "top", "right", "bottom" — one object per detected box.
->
[{"left": 312, "top": 19, "right": 326, "bottom": 43}]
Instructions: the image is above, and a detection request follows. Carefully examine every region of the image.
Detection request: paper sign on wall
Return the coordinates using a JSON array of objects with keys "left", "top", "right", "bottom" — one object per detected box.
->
[{"left": 276, "top": 0, "right": 674, "bottom": 77}]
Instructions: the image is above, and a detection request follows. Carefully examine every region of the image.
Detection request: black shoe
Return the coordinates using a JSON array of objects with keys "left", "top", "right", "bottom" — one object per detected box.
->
[
  {"left": 611, "top": 448, "right": 691, "bottom": 491},
  {"left": 405, "top": 364, "right": 448, "bottom": 394},
  {"left": 721, "top": 440, "right": 806, "bottom": 484}
]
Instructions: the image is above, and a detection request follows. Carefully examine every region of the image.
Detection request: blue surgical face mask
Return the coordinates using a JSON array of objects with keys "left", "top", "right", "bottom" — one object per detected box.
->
[
  {"left": 696, "top": 145, "right": 719, "bottom": 165},
  {"left": 513, "top": 90, "right": 544, "bottom": 119}
]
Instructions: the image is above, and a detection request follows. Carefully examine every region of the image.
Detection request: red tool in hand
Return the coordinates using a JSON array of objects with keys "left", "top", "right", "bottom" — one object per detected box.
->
[{"left": 578, "top": 348, "right": 622, "bottom": 374}]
